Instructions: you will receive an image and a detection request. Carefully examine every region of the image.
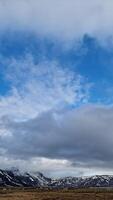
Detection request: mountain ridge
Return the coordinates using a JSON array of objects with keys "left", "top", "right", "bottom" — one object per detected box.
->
[{"left": 0, "top": 168, "right": 113, "bottom": 188}]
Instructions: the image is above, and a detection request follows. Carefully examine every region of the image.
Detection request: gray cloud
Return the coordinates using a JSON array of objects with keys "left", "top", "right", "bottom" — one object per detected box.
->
[{"left": 1, "top": 104, "right": 113, "bottom": 172}]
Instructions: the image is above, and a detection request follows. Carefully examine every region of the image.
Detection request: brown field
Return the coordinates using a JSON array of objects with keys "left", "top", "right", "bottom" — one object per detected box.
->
[{"left": 0, "top": 188, "right": 113, "bottom": 200}]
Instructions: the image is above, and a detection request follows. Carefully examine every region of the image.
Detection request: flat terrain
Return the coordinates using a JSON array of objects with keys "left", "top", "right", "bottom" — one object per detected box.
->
[{"left": 1, "top": 188, "right": 113, "bottom": 200}]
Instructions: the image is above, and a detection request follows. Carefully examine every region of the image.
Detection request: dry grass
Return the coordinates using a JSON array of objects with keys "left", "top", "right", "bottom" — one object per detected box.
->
[{"left": 0, "top": 188, "right": 113, "bottom": 200}]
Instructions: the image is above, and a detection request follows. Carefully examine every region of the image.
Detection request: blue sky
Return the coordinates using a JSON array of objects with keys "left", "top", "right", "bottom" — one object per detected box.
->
[
  {"left": 1, "top": 32, "right": 113, "bottom": 104},
  {"left": 1, "top": 0, "right": 113, "bottom": 177}
]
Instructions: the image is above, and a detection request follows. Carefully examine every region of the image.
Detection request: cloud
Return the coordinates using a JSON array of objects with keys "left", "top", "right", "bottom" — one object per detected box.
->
[
  {"left": 0, "top": 155, "right": 73, "bottom": 177},
  {"left": 0, "top": 0, "right": 113, "bottom": 42},
  {"left": 0, "top": 55, "right": 89, "bottom": 121},
  {"left": 1, "top": 104, "right": 113, "bottom": 176},
  {"left": 3, "top": 105, "right": 113, "bottom": 164}
]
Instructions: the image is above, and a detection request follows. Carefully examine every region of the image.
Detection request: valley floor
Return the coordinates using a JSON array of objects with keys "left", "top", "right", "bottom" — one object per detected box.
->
[{"left": 0, "top": 188, "right": 113, "bottom": 200}]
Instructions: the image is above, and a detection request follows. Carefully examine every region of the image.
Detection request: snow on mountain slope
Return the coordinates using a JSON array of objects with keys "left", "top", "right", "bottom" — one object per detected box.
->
[
  {"left": 0, "top": 169, "right": 51, "bottom": 187},
  {"left": 52, "top": 175, "right": 113, "bottom": 188},
  {"left": 0, "top": 168, "right": 113, "bottom": 188}
]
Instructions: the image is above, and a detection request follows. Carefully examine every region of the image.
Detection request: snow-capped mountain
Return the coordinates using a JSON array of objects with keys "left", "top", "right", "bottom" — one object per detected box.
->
[
  {"left": 51, "top": 175, "right": 113, "bottom": 188},
  {"left": 0, "top": 168, "right": 113, "bottom": 188},
  {"left": 0, "top": 168, "right": 51, "bottom": 187}
]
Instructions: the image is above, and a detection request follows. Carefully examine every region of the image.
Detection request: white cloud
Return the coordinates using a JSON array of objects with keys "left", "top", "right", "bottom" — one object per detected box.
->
[
  {"left": 0, "top": 0, "right": 113, "bottom": 42},
  {"left": 0, "top": 55, "right": 89, "bottom": 121},
  {"left": 0, "top": 155, "right": 95, "bottom": 178}
]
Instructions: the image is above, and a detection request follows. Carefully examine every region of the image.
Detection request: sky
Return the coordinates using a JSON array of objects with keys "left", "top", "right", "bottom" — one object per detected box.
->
[{"left": 1, "top": 0, "right": 113, "bottom": 178}]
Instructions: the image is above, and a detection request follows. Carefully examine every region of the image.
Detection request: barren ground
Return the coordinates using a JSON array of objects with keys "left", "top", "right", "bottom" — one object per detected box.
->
[{"left": 0, "top": 188, "right": 113, "bottom": 200}]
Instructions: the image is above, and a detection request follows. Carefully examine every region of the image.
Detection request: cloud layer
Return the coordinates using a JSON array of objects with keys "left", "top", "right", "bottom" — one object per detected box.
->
[
  {"left": 2, "top": 104, "right": 113, "bottom": 163},
  {"left": 0, "top": 0, "right": 113, "bottom": 41},
  {"left": 1, "top": 103, "right": 113, "bottom": 176}
]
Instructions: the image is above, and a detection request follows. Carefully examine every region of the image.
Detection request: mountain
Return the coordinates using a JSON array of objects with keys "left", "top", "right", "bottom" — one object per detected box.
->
[
  {"left": 0, "top": 168, "right": 51, "bottom": 187},
  {"left": 0, "top": 168, "right": 113, "bottom": 188},
  {"left": 51, "top": 175, "right": 113, "bottom": 188}
]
